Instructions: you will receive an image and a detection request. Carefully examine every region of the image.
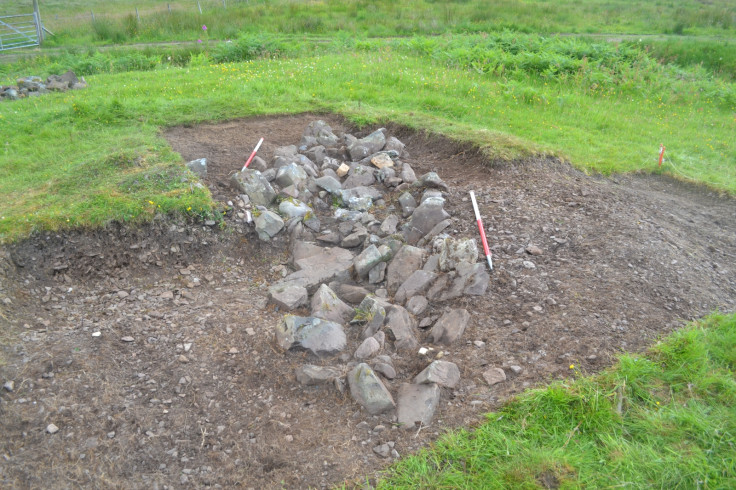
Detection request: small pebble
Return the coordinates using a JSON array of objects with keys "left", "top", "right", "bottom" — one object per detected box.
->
[{"left": 46, "top": 423, "right": 59, "bottom": 434}]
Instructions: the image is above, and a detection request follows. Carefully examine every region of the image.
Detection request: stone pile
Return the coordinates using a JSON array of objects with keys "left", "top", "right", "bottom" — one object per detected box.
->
[
  {"left": 0, "top": 70, "right": 87, "bottom": 101},
  {"left": 227, "top": 120, "right": 490, "bottom": 429}
]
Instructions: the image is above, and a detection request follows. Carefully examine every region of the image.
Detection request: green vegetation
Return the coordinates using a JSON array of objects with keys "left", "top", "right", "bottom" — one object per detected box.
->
[
  {"left": 3, "top": 0, "right": 736, "bottom": 46},
  {"left": 379, "top": 313, "right": 736, "bottom": 488},
  {"left": 1, "top": 32, "right": 734, "bottom": 241}
]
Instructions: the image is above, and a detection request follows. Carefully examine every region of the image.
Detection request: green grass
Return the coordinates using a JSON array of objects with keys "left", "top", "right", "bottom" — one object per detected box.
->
[
  {"left": 1, "top": 34, "right": 734, "bottom": 241},
  {"left": 378, "top": 313, "right": 736, "bottom": 488},
  {"left": 3, "top": 0, "right": 736, "bottom": 47}
]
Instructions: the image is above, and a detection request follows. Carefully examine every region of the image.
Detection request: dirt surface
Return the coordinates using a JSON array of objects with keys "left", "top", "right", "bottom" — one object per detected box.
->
[{"left": 1, "top": 113, "right": 734, "bottom": 489}]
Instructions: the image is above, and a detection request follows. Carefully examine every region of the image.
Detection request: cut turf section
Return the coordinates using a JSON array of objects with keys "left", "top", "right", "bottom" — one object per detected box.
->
[{"left": 377, "top": 313, "right": 736, "bottom": 488}]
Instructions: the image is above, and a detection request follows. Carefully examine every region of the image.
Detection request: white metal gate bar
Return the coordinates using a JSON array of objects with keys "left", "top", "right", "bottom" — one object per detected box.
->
[{"left": 0, "top": 13, "right": 41, "bottom": 51}]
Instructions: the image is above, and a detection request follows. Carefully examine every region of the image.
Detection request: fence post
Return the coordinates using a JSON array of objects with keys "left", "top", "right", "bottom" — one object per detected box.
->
[
  {"left": 223, "top": 0, "right": 227, "bottom": 8},
  {"left": 197, "top": 1, "right": 202, "bottom": 14},
  {"left": 33, "top": 0, "right": 44, "bottom": 42},
  {"left": 91, "top": 11, "right": 95, "bottom": 22},
  {"left": 168, "top": 4, "right": 172, "bottom": 14},
  {"left": 135, "top": 7, "right": 140, "bottom": 22}
]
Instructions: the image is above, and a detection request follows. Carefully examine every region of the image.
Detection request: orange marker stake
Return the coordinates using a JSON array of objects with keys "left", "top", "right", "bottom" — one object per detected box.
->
[{"left": 658, "top": 143, "right": 666, "bottom": 168}]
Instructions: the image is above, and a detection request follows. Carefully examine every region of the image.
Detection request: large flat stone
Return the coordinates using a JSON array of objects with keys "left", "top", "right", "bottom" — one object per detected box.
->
[
  {"left": 414, "top": 360, "right": 460, "bottom": 388},
  {"left": 396, "top": 383, "right": 440, "bottom": 429},
  {"left": 269, "top": 283, "right": 308, "bottom": 311},
  {"left": 386, "top": 245, "right": 425, "bottom": 294},
  {"left": 310, "top": 284, "right": 354, "bottom": 323},
  {"left": 385, "top": 305, "right": 418, "bottom": 352},
  {"left": 272, "top": 247, "right": 354, "bottom": 294},
  {"left": 348, "top": 363, "right": 395, "bottom": 415},
  {"left": 394, "top": 270, "right": 438, "bottom": 304},
  {"left": 275, "top": 315, "right": 346, "bottom": 357},
  {"left": 295, "top": 365, "right": 342, "bottom": 386},
  {"left": 429, "top": 309, "right": 470, "bottom": 345}
]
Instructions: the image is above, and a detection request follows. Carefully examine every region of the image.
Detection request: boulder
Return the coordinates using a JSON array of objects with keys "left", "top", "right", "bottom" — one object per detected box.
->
[
  {"left": 429, "top": 309, "right": 470, "bottom": 345},
  {"left": 400, "top": 162, "right": 417, "bottom": 184},
  {"left": 254, "top": 210, "right": 284, "bottom": 241},
  {"left": 275, "top": 316, "right": 347, "bottom": 357},
  {"left": 279, "top": 199, "right": 311, "bottom": 219},
  {"left": 304, "top": 145, "right": 326, "bottom": 164},
  {"left": 269, "top": 283, "right": 308, "bottom": 310},
  {"left": 354, "top": 245, "right": 385, "bottom": 278},
  {"left": 413, "top": 172, "right": 449, "bottom": 191},
  {"left": 295, "top": 365, "right": 342, "bottom": 386},
  {"left": 342, "top": 164, "right": 375, "bottom": 188},
  {"left": 437, "top": 237, "right": 479, "bottom": 272},
  {"left": 386, "top": 245, "right": 425, "bottom": 294},
  {"left": 378, "top": 215, "right": 400, "bottom": 237},
  {"left": 348, "top": 129, "right": 386, "bottom": 161},
  {"left": 405, "top": 295, "right": 429, "bottom": 316},
  {"left": 315, "top": 175, "right": 342, "bottom": 194},
  {"left": 394, "top": 270, "right": 437, "bottom": 304},
  {"left": 185, "top": 158, "right": 207, "bottom": 178},
  {"left": 385, "top": 305, "right": 419, "bottom": 352},
  {"left": 396, "top": 383, "right": 441, "bottom": 429},
  {"left": 231, "top": 169, "right": 276, "bottom": 206},
  {"left": 384, "top": 136, "right": 406, "bottom": 156},
  {"left": 414, "top": 360, "right": 460, "bottom": 388},
  {"left": 335, "top": 284, "right": 371, "bottom": 304},
  {"left": 310, "top": 284, "right": 354, "bottom": 324},
  {"left": 348, "top": 363, "right": 395, "bottom": 415},
  {"left": 249, "top": 155, "right": 268, "bottom": 172},
  {"left": 398, "top": 192, "right": 417, "bottom": 218},
  {"left": 482, "top": 367, "right": 506, "bottom": 386},
  {"left": 403, "top": 196, "right": 450, "bottom": 245},
  {"left": 275, "top": 163, "right": 308, "bottom": 189},
  {"left": 354, "top": 337, "right": 381, "bottom": 360},
  {"left": 368, "top": 261, "right": 387, "bottom": 284}
]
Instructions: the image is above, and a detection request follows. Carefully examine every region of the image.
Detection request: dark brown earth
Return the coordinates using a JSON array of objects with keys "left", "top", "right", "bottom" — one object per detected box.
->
[{"left": 1, "top": 113, "right": 734, "bottom": 489}]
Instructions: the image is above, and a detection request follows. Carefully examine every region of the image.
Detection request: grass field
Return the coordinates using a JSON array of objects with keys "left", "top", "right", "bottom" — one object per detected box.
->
[
  {"left": 378, "top": 313, "right": 736, "bottom": 488},
  {"left": 1, "top": 1, "right": 735, "bottom": 487}
]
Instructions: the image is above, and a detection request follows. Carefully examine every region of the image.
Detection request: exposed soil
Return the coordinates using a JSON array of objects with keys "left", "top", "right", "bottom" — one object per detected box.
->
[{"left": 1, "top": 113, "right": 734, "bottom": 489}]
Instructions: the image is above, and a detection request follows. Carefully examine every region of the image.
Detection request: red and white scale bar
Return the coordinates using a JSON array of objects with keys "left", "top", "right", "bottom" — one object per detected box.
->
[
  {"left": 241, "top": 137, "right": 264, "bottom": 172},
  {"left": 469, "top": 190, "right": 493, "bottom": 271}
]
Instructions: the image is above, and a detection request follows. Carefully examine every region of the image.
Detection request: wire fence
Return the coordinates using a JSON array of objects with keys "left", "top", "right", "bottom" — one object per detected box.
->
[{"left": 39, "top": 0, "right": 267, "bottom": 32}]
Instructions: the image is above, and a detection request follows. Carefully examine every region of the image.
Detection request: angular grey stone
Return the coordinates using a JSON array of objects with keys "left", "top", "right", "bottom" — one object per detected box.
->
[
  {"left": 341, "top": 228, "right": 368, "bottom": 248},
  {"left": 423, "top": 254, "right": 440, "bottom": 272},
  {"left": 405, "top": 295, "right": 429, "bottom": 316},
  {"left": 373, "top": 331, "right": 386, "bottom": 349},
  {"left": 398, "top": 192, "right": 417, "bottom": 218},
  {"left": 269, "top": 283, "right": 308, "bottom": 310},
  {"left": 262, "top": 168, "right": 276, "bottom": 181},
  {"left": 275, "top": 316, "right": 346, "bottom": 357},
  {"left": 342, "top": 164, "right": 376, "bottom": 189},
  {"left": 279, "top": 184, "right": 300, "bottom": 199},
  {"left": 368, "top": 261, "right": 387, "bottom": 284},
  {"left": 397, "top": 383, "right": 440, "bottom": 429},
  {"left": 295, "top": 365, "right": 342, "bottom": 386},
  {"left": 335, "top": 284, "right": 370, "bottom": 304},
  {"left": 249, "top": 155, "right": 268, "bottom": 172},
  {"left": 386, "top": 245, "right": 425, "bottom": 294},
  {"left": 275, "top": 163, "right": 308, "bottom": 189},
  {"left": 354, "top": 245, "right": 384, "bottom": 278},
  {"left": 185, "top": 158, "right": 207, "bottom": 178},
  {"left": 395, "top": 270, "right": 437, "bottom": 304},
  {"left": 400, "top": 163, "right": 417, "bottom": 184},
  {"left": 414, "top": 360, "right": 460, "bottom": 388},
  {"left": 274, "top": 145, "right": 298, "bottom": 158},
  {"left": 279, "top": 199, "right": 311, "bottom": 219},
  {"left": 311, "top": 284, "right": 354, "bottom": 324},
  {"left": 354, "top": 337, "right": 381, "bottom": 360},
  {"left": 373, "top": 443, "right": 391, "bottom": 458},
  {"left": 482, "top": 367, "right": 506, "bottom": 386},
  {"left": 255, "top": 210, "right": 284, "bottom": 241},
  {"left": 429, "top": 309, "right": 470, "bottom": 345},
  {"left": 272, "top": 247, "right": 354, "bottom": 294},
  {"left": 384, "top": 136, "right": 406, "bottom": 156},
  {"left": 304, "top": 145, "right": 326, "bottom": 164},
  {"left": 304, "top": 213, "right": 321, "bottom": 233},
  {"left": 373, "top": 362, "right": 396, "bottom": 379},
  {"left": 348, "top": 129, "right": 386, "bottom": 161},
  {"left": 231, "top": 169, "right": 276, "bottom": 206},
  {"left": 416, "top": 219, "right": 453, "bottom": 248},
  {"left": 413, "top": 172, "right": 449, "bottom": 191},
  {"left": 315, "top": 175, "right": 342, "bottom": 194},
  {"left": 420, "top": 189, "right": 444, "bottom": 203},
  {"left": 303, "top": 120, "right": 340, "bottom": 147},
  {"left": 437, "top": 237, "right": 479, "bottom": 272},
  {"left": 379, "top": 215, "right": 400, "bottom": 237},
  {"left": 271, "top": 155, "right": 297, "bottom": 169},
  {"left": 463, "top": 263, "right": 490, "bottom": 296},
  {"left": 403, "top": 197, "right": 450, "bottom": 245},
  {"left": 376, "top": 166, "right": 396, "bottom": 183},
  {"left": 385, "top": 306, "right": 419, "bottom": 352},
  {"left": 317, "top": 230, "right": 341, "bottom": 244},
  {"left": 348, "top": 363, "right": 395, "bottom": 415}
]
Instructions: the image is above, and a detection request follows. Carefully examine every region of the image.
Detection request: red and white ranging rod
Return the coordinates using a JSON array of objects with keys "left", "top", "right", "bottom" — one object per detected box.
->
[
  {"left": 469, "top": 190, "right": 493, "bottom": 271},
  {"left": 241, "top": 137, "right": 264, "bottom": 172}
]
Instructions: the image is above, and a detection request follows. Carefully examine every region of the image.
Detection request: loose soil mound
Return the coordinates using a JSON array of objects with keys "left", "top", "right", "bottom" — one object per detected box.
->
[{"left": 1, "top": 113, "right": 734, "bottom": 488}]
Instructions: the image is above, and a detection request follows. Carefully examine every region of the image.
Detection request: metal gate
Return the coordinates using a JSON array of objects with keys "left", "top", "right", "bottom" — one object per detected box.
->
[{"left": 0, "top": 13, "right": 42, "bottom": 51}]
